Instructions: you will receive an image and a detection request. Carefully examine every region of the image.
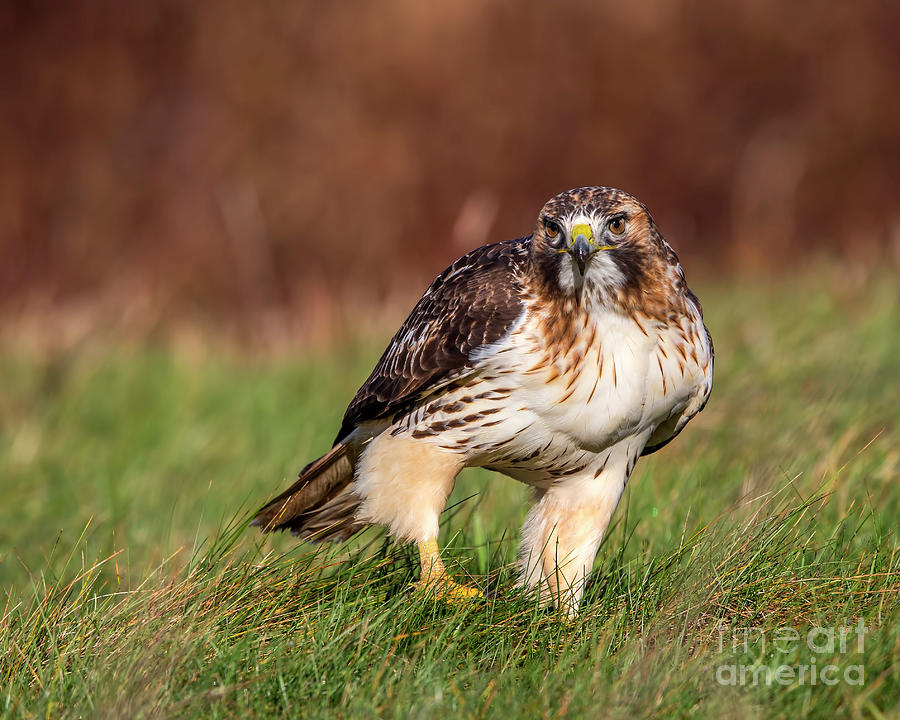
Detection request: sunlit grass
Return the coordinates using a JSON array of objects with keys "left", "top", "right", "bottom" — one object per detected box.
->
[{"left": 1, "top": 269, "right": 898, "bottom": 718}]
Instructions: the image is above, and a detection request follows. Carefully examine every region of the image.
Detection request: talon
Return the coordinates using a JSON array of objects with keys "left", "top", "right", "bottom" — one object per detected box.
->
[
  {"left": 414, "top": 577, "right": 483, "bottom": 602},
  {"left": 415, "top": 538, "right": 483, "bottom": 603}
]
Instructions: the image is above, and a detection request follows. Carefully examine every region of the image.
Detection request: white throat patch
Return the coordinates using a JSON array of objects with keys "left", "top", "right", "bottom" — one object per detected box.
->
[{"left": 556, "top": 250, "right": 626, "bottom": 302}]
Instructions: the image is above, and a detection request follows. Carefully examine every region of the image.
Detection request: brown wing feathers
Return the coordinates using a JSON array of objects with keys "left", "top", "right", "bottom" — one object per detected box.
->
[
  {"left": 253, "top": 238, "right": 528, "bottom": 541},
  {"left": 335, "top": 238, "right": 528, "bottom": 441}
]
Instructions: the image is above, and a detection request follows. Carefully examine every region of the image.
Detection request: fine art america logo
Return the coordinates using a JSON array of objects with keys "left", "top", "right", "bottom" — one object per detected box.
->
[{"left": 715, "top": 619, "right": 867, "bottom": 686}]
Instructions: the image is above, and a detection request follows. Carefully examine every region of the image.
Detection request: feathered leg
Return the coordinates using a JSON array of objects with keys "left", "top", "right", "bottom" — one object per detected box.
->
[
  {"left": 519, "top": 472, "right": 627, "bottom": 615},
  {"left": 354, "top": 431, "right": 482, "bottom": 601}
]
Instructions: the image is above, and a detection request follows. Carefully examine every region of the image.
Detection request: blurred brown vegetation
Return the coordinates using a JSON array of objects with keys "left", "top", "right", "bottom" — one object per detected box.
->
[{"left": 2, "top": 0, "right": 899, "bottom": 336}]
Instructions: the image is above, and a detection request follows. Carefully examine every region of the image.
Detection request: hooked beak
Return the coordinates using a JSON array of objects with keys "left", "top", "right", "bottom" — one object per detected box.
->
[
  {"left": 570, "top": 223, "right": 594, "bottom": 274},
  {"left": 572, "top": 237, "right": 591, "bottom": 274}
]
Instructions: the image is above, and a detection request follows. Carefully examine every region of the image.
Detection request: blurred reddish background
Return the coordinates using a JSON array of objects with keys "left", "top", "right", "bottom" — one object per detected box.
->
[{"left": 2, "top": 0, "right": 899, "bottom": 337}]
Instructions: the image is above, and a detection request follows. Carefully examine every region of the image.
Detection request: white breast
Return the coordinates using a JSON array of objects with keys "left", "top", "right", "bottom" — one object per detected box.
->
[
  {"left": 394, "top": 300, "right": 711, "bottom": 484},
  {"left": 490, "top": 309, "right": 649, "bottom": 447}
]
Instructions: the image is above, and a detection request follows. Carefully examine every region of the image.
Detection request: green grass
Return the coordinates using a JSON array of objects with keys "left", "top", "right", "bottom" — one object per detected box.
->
[{"left": 1, "top": 269, "right": 898, "bottom": 719}]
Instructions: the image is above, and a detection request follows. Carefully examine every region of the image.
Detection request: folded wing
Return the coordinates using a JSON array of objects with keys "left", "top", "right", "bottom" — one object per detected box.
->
[{"left": 335, "top": 238, "right": 529, "bottom": 442}]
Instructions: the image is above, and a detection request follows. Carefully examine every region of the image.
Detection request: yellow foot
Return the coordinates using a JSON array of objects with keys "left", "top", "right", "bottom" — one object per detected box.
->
[
  {"left": 414, "top": 577, "right": 483, "bottom": 602},
  {"left": 414, "top": 538, "right": 483, "bottom": 603}
]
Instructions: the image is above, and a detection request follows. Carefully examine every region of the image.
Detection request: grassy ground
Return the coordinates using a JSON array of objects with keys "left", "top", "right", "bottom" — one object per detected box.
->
[{"left": 1, "top": 269, "right": 898, "bottom": 719}]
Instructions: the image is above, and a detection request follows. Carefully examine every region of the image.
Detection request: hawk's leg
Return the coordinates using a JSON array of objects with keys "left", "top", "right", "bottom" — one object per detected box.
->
[
  {"left": 519, "top": 474, "right": 627, "bottom": 615},
  {"left": 414, "top": 538, "right": 483, "bottom": 600},
  {"left": 353, "top": 431, "right": 481, "bottom": 601}
]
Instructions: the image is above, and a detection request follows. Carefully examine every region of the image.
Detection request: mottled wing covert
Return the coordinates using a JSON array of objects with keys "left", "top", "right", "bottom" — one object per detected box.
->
[{"left": 335, "top": 238, "right": 529, "bottom": 442}]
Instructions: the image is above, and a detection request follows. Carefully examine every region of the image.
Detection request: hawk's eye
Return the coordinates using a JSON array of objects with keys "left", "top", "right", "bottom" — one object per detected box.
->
[
  {"left": 543, "top": 218, "right": 561, "bottom": 239},
  {"left": 607, "top": 217, "right": 626, "bottom": 236}
]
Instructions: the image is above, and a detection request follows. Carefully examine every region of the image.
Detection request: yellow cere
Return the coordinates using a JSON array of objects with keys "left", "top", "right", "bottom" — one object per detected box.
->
[{"left": 571, "top": 223, "right": 594, "bottom": 244}]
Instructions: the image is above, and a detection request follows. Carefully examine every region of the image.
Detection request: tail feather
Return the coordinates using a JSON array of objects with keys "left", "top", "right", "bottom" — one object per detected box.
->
[
  {"left": 252, "top": 442, "right": 361, "bottom": 540},
  {"left": 291, "top": 485, "right": 365, "bottom": 542}
]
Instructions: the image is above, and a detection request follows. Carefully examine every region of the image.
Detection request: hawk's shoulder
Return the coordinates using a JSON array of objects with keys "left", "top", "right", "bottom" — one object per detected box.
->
[{"left": 336, "top": 238, "right": 531, "bottom": 442}]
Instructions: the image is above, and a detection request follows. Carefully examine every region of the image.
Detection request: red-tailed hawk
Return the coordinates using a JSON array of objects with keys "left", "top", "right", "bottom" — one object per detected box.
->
[{"left": 254, "top": 186, "right": 713, "bottom": 614}]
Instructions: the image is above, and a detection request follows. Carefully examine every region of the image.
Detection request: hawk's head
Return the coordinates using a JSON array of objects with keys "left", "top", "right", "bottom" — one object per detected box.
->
[{"left": 532, "top": 187, "right": 678, "bottom": 304}]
